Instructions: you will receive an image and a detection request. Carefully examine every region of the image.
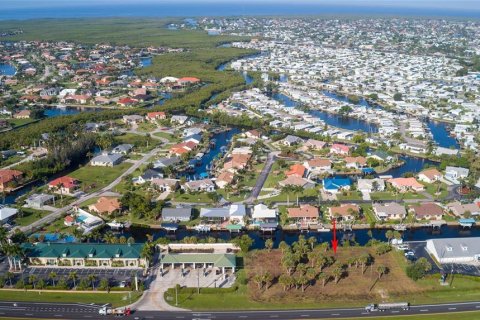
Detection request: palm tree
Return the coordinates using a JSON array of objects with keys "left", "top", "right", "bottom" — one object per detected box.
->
[
  {"left": 263, "top": 271, "right": 273, "bottom": 290},
  {"left": 281, "top": 184, "right": 296, "bottom": 205},
  {"left": 49, "top": 272, "right": 57, "bottom": 287},
  {"left": 68, "top": 271, "right": 78, "bottom": 289},
  {"left": 315, "top": 254, "right": 329, "bottom": 272},
  {"left": 385, "top": 230, "right": 394, "bottom": 244},
  {"left": 297, "top": 275, "right": 309, "bottom": 292},
  {"left": 55, "top": 182, "right": 64, "bottom": 204},
  {"left": 253, "top": 274, "right": 264, "bottom": 289},
  {"left": 347, "top": 257, "right": 357, "bottom": 269},
  {"left": 28, "top": 274, "right": 38, "bottom": 289},
  {"left": 358, "top": 253, "right": 371, "bottom": 274},
  {"left": 307, "top": 236, "right": 317, "bottom": 250},
  {"left": 278, "top": 274, "right": 293, "bottom": 291},
  {"left": 278, "top": 241, "right": 289, "bottom": 254},
  {"left": 282, "top": 252, "right": 297, "bottom": 276},
  {"left": 332, "top": 266, "right": 344, "bottom": 284},
  {"left": 5, "top": 272, "right": 13, "bottom": 287},
  {"left": 88, "top": 274, "right": 97, "bottom": 290},
  {"left": 376, "top": 265, "right": 388, "bottom": 279},
  {"left": 292, "top": 185, "right": 304, "bottom": 206},
  {"left": 264, "top": 239, "right": 274, "bottom": 252},
  {"left": 306, "top": 267, "right": 317, "bottom": 286},
  {"left": 3, "top": 243, "right": 23, "bottom": 271},
  {"left": 318, "top": 272, "right": 329, "bottom": 287}
]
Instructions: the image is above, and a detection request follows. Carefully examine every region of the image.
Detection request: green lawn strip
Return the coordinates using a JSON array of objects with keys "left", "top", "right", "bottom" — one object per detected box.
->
[
  {"left": 0, "top": 290, "right": 141, "bottom": 307},
  {"left": 153, "top": 131, "right": 179, "bottom": 143},
  {"left": 335, "top": 312, "right": 480, "bottom": 320},
  {"left": 15, "top": 208, "right": 51, "bottom": 227},
  {"left": 69, "top": 163, "right": 132, "bottom": 192},
  {"left": 172, "top": 192, "right": 214, "bottom": 203},
  {"left": 264, "top": 188, "right": 320, "bottom": 206}
]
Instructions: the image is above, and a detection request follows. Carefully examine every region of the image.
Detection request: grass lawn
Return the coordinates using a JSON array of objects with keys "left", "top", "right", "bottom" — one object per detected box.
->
[
  {"left": 239, "top": 163, "right": 265, "bottom": 188},
  {"left": 115, "top": 133, "right": 158, "bottom": 152},
  {"left": 15, "top": 208, "right": 51, "bottom": 227},
  {"left": 7, "top": 118, "right": 38, "bottom": 127},
  {"left": 336, "top": 191, "right": 363, "bottom": 201},
  {"left": 153, "top": 131, "right": 179, "bottom": 143},
  {"left": 263, "top": 161, "right": 289, "bottom": 188},
  {"left": 217, "top": 189, "right": 250, "bottom": 202},
  {"left": 69, "top": 163, "right": 132, "bottom": 192},
  {"left": 264, "top": 188, "right": 321, "bottom": 206},
  {"left": 423, "top": 182, "right": 449, "bottom": 200},
  {"left": 43, "top": 217, "right": 76, "bottom": 234},
  {"left": 172, "top": 192, "right": 214, "bottom": 203},
  {"left": 78, "top": 197, "right": 100, "bottom": 208},
  {"left": 0, "top": 290, "right": 142, "bottom": 308}
]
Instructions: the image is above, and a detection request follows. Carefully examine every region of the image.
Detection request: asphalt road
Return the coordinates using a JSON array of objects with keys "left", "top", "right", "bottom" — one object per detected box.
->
[
  {"left": 246, "top": 151, "right": 279, "bottom": 203},
  {"left": 2, "top": 301, "right": 480, "bottom": 319}
]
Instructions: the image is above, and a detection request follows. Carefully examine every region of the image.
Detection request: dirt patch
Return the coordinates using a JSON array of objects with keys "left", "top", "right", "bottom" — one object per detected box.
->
[{"left": 246, "top": 247, "right": 424, "bottom": 303}]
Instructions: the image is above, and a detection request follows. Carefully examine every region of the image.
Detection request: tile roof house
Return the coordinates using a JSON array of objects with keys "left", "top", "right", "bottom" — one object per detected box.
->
[
  {"left": 88, "top": 197, "right": 122, "bottom": 215},
  {"left": 330, "top": 143, "right": 351, "bottom": 155},
  {"left": 409, "top": 203, "right": 444, "bottom": 221},
  {"left": 215, "top": 171, "right": 235, "bottom": 189},
  {"left": 328, "top": 204, "right": 360, "bottom": 221},
  {"left": 446, "top": 201, "right": 480, "bottom": 217},
  {"left": 388, "top": 177, "right": 425, "bottom": 192},
  {"left": 285, "top": 163, "right": 306, "bottom": 178},
  {"left": 183, "top": 179, "right": 216, "bottom": 193},
  {"left": 303, "top": 139, "right": 327, "bottom": 151},
  {"left": 418, "top": 168, "right": 443, "bottom": 184},
  {"left": 279, "top": 176, "right": 315, "bottom": 189},
  {"left": 146, "top": 111, "right": 166, "bottom": 121},
  {"left": 151, "top": 178, "right": 180, "bottom": 193},
  {"left": 287, "top": 204, "right": 319, "bottom": 224},
  {"left": 373, "top": 202, "right": 407, "bottom": 221},
  {"left": 0, "top": 169, "right": 24, "bottom": 192},
  {"left": 48, "top": 176, "right": 79, "bottom": 195},
  {"left": 344, "top": 156, "right": 367, "bottom": 169}
]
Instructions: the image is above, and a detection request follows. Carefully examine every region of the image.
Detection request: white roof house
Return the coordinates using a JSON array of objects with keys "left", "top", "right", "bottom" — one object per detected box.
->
[
  {"left": 252, "top": 204, "right": 277, "bottom": 219},
  {"left": 0, "top": 206, "right": 18, "bottom": 223},
  {"left": 200, "top": 205, "right": 246, "bottom": 226}
]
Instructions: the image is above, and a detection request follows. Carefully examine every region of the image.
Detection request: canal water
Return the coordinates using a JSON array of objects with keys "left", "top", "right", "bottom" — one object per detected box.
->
[
  {"left": 0, "top": 63, "right": 16, "bottom": 76},
  {"left": 43, "top": 106, "right": 99, "bottom": 118},
  {"left": 382, "top": 155, "right": 437, "bottom": 177},
  {"left": 140, "top": 57, "right": 152, "bottom": 67},
  {"left": 181, "top": 127, "right": 241, "bottom": 180},
  {"left": 427, "top": 119, "right": 459, "bottom": 149},
  {"left": 122, "top": 225, "right": 480, "bottom": 249}
]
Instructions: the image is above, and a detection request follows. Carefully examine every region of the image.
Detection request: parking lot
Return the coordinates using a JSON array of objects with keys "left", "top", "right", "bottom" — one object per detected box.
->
[
  {"left": 403, "top": 241, "right": 441, "bottom": 274},
  {"left": 441, "top": 263, "right": 480, "bottom": 276}
]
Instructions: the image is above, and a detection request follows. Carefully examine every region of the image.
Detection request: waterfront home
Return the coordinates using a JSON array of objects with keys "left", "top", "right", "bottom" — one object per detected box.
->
[
  {"left": 48, "top": 176, "right": 80, "bottom": 195},
  {"left": 184, "top": 134, "right": 202, "bottom": 145},
  {"left": 161, "top": 207, "right": 192, "bottom": 222},
  {"left": 387, "top": 177, "right": 424, "bottom": 192},
  {"left": 279, "top": 176, "right": 315, "bottom": 189},
  {"left": 426, "top": 237, "right": 480, "bottom": 264},
  {"left": 112, "top": 144, "right": 134, "bottom": 155},
  {"left": 178, "top": 77, "right": 201, "bottom": 85},
  {"left": 215, "top": 171, "right": 235, "bottom": 189},
  {"left": 0, "top": 206, "right": 18, "bottom": 224},
  {"left": 90, "top": 153, "right": 123, "bottom": 167},
  {"left": 153, "top": 157, "right": 181, "bottom": 169},
  {"left": 183, "top": 179, "right": 216, "bottom": 193},
  {"left": 446, "top": 201, "right": 480, "bottom": 217},
  {"left": 251, "top": 204, "right": 278, "bottom": 226},
  {"left": 445, "top": 166, "right": 469, "bottom": 184},
  {"left": 357, "top": 178, "right": 385, "bottom": 193},
  {"left": 285, "top": 163, "right": 306, "bottom": 178},
  {"left": 200, "top": 204, "right": 246, "bottom": 226},
  {"left": 23, "top": 242, "right": 147, "bottom": 268},
  {"left": 330, "top": 143, "right": 351, "bottom": 156},
  {"left": 0, "top": 169, "right": 24, "bottom": 192},
  {"left": 171, "top": 115, "right": 189, "bottom": 125},
  {"left": 223, "top": 153, "right": 251, "bottom": 173},
  {"left": 88, "top": 197, "right": 122, "bottom": 216},
  {"left": 409, "top": 203, "right": 444, "bottom": 221},
  {"left": 328, "top": 204, "right": 360, "bottom": 222},
  {"left": 146, "top": 111, "right": 166, "bottom": 122},
  {"left": 183, "top": 127, "right": 203, "bottom": 137},
  {"left": 399, "top": 143, "right": 427, "bottom": 154},
  {"left": 244, "top": 129, "right": 261, "bottom": 139},
  {"left": 287, "top": 204, "right": 319, "bottom": 226},
  {"left": 169, "top": 141, "right": 197, "bottom": 156},
  {"left": 372, "top": 203, "right": 407, "bottom": 221},
  {"left": 151, "top": 178, "right": 180, "bottom": 193},
  {"left": 435, "top": 147, "right": 459, "bottom": 157},
  {"left": 70, "top": 208, "right": 104, "bottom": 233},
  {"left": 344, "top": 156, "right": 367, "bottom": 169},
  {"left": 282, "top": 135, "right": 303, "bottom": 146},
  {"left": 367, "top": 150, "right": 393, "bottom": 163},
  {"left": 304, "top": 158, "right": 332, "bottom": 178},
  {"left": 122, "top": 114, "right": 144, "bottom": 125},
  {"left": 418, "top": 168, "right": 443, "bottom": 184},
  {"left": 25, "top": 193, "right": 55, "bottom": 209},
  {"left": 322, "top": 177, "right": 351, "bottom": 194},
  {"left": 13, "top": 110, "right": 31, "bottom": 119}
]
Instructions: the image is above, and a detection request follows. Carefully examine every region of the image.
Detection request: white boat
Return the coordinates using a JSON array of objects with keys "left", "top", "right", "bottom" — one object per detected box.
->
[
  {"left": 107, "top": 220, "right": 124, "bottom": 230},
  {"left": 393, "top": 224, "right": 407, "bottom": 231},
  {"left": 194, "top": 224, "right": 211, "bottom": 233},
  {"left": 318, "top": 227, "right": 331, "bottom": 233}
]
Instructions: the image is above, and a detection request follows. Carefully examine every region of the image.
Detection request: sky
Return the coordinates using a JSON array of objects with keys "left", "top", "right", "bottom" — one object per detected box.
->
[{"left": 3, "top": 0, "right": 480, "bottom": 10}]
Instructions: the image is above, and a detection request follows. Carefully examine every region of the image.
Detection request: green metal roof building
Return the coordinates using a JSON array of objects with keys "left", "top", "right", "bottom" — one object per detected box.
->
[
  {"left": 23, "top": 243, "right": 147, "bottom": 268},
  {"left": 160, "top": 253, "right": 236, "bottom": 273}
]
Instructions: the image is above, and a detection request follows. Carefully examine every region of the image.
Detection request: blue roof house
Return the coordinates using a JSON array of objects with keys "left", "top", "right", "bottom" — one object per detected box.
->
[{"left": 323, "top": 178, "right": 351, "bottom": 194}]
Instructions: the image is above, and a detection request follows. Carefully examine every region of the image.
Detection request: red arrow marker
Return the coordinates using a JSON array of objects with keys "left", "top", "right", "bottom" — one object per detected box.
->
[{"left": 331, "top": 219, "right": 338, "bottom": 254}]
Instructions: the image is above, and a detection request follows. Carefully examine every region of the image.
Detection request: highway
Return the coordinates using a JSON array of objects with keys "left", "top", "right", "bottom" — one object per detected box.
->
[{"left": 1, "top": 301, "right": 480, "bottom": 319}]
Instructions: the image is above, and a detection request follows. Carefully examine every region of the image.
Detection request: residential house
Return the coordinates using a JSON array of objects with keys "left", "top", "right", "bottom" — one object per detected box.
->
[
  {"left": 153, "top": 157, "right": 180, "bottom": 169},
  {"left": 146, "top": 111, "right": 166, "bottom": 122},
  {"left": 409, "top": 203, "right": 444, "bottom": 221},
  {"left": 302, "top": 139, "right": 326, "bottom": 151},
  {"left": 372, "top": 203, "right": 407, "bottom": 221},
  {"left": 223, "top": 154, "right": 251, "bottom": 173},
  {"left": 279, "top": 176, "right": 315, "bottom": 189},
  {"left": 418, "top": 168, "right": 443, "bottom": 184},
  {"left": 282, "top": 135, "right": 303, "bottom": 146},
  {"left": 183, "top": 179, "right": 216, "bottom": 193},
  {"left": 357, "top": 178, "right": 385, "bottom": 193},
  {"left": 133, "top": 169, "right": 163, "bottom": 185},
  {"left": 445, "top": 166, "right": 469, "bottom": 184},
  {"left": 171, "top": 115, "right": 189, "bottom": 125},
  {"left": 0, "top": 205, "right": 18, "bottom": 224},
  {"left": 162, "top": 208, "right": 192, "bottom": 222},
  {"left": 0, "top": 169, "right": 24, "bottom": 192},
  {"left": 446, "top": 201, "right": 480, "bottom": 217},
  {"left": 388, "top": 177, "right": 424, "bottom": 192},
  {"left": 151, "top": 178, "right": 180, "bottom": 193},
  {"left": 287, "top": 204, "right": 319, "bottom": 225},
  {"left": 367, "top": 150, "right": 393, "bottom": 163},
  {"left": 88, "top": 197, "right": 122, "bottom": 216},
  {"left": 112, "top": 144, "right": 133, "bottom": 155},
  {"left": 322, "top": 177, "right": 351, "bottom": 194},
  {"left": 344, "top": 156, "right": 367, "bottom": 169},
  {"left": 244, "top": 130, "right": 261, "bottom": 139},
  {"left": 25, "top": 193, "right": 55, "bottom": 209},
  {"left": 215, "top": 171, "right": 235, "bottom": 189},
  {"left": 251, "top": 204, "right": 278, "bottom": 226},
  {"left": 122, "top": 115, "right": 144, "bottom": 125},
  {"left": 330, "top": 143, "right": 351, "bottom": 156},
  {"left": 200, "top": 204, "right": 246, "bottom": 226},
  {"left": 328, "top": 204, "right": 360, "bottom": 222},
  {"left": 285, "top": 163, "right": 306, "bottom": 178},
  {"left": 13, "top": 110, "right": 31, "bottom": 119},
  {"left": 90, "top": 153, "right": 123, "bottom": 167},
  {"left": 48, "top": 176, "right": 79, "bottom": 195},
  {"left": 304, "top": 158, "right": 332, "bottom": 178}
]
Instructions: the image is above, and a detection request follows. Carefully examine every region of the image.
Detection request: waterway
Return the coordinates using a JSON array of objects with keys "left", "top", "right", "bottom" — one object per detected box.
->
[
  {"left": 0, "top": 63, "right": 16, "bottom": 76},
  {"left": 181, "top": 127, "right": 241, "bottom": 180},
  {"left": 427, "top": 119, "right": 460, "bottom": 149},
  {"left": 122, "top": 224, "right": 480, "bottom": 249},
  {"left": 382, "top": 155, "right": 437, "bottom": 177},
  {"left": 140, "top": 57, "right": 152, "bottom": 68},
  {"left": 43, "top": 106, "right": 99, "bottom": 118}
]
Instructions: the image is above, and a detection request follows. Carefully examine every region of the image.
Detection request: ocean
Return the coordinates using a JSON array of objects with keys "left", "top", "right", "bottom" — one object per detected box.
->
[{"left": 0, "top": 3, "right": 479, "bottom": 20}]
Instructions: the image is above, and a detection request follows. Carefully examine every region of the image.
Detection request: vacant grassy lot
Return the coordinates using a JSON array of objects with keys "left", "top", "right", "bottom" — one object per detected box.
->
[
  {"left": 0, "top": 290, "right": 141, "bottom": 308},
  {"left": 69, "top": 163, "right": 132, "bottom": 192},
  {"left": 15, "top": 208, "right": 51, "bottom": 226}
]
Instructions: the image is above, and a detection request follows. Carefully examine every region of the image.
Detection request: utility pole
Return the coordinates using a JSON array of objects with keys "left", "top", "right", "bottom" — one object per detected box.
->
[
  {"left": 175, "top": 285, "right": 178, "bottom": 306},
  {"left": 197, "top": 267, "right": 200, "bottom": 294}
]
